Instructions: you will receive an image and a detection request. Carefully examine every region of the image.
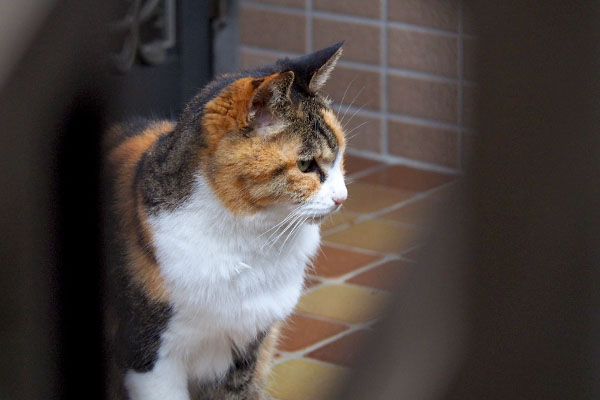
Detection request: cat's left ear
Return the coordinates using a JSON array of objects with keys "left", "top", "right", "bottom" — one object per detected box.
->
[
  {"left": 308, "top": 41, "right": 343, "bottom": 92},
  {"left": 247, "top": 71, "right": 294, "bottom": 134}
]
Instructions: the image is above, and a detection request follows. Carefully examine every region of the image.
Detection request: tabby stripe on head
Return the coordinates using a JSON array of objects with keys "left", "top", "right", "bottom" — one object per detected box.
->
[{"left": 315, "top": 119, "right": 338, "bottom": 153}]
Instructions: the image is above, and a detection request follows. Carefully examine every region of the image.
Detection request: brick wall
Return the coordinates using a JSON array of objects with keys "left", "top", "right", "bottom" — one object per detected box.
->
[{"left": 238, "top": 0, "right": 475, "bottom": 171}]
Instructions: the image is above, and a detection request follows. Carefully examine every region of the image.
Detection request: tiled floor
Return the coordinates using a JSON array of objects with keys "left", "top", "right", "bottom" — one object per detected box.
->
[{"left": 266, "top": 155, "right": 455, "bottom": 400}]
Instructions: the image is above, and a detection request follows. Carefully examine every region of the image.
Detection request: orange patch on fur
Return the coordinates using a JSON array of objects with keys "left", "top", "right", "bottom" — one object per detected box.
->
[
  {"left": 200, "top": 73, "right": 322, "bottom": 214},
  {"left": 107, "top": 121, "right": 174, "bottom": 303},
  {"left": 255, "top": 322, "right": 282, "bottom": 386},
  {"left": 322, "top": 109, "right": 346, "bottom": 150}
]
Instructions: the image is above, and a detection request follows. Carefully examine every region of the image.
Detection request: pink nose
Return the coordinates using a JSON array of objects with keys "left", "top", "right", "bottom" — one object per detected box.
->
[{"left": 333, "top": 196, "right": 346, "bottom": 206}]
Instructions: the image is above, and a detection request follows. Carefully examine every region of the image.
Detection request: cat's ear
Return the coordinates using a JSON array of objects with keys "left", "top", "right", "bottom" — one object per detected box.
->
[
  {"left": 247, "top": 71, "right": 294, "bottom": 135},
  {"left": 308, "top": 42, "right": 343, "bottom": 92}
]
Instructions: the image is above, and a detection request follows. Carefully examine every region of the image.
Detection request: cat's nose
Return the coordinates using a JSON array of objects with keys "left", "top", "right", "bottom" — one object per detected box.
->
[{"left": 333, "top": 194, "right": 347, "bottom": 206}]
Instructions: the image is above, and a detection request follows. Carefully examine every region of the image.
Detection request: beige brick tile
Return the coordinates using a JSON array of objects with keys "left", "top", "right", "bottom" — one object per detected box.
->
[
  {"left": 296, "top": 284, "right": 390, "bottom": 323},
  {"left": 324, "top": 219, "right": 420, "bottom": 253},
  {"left": 388, "top": 28, "right": 458, "bottom": 77},
  {"left": 314, "top": 0, "right": 380, "bottom": 19},
  {"left": 388, "top": 0, "right": 459, "bottom": 31},
  {"left": 388, "top": 74, "right": 458, "bottom": 123},
  {"left": 388, "top": 120, "right": 459, "bottom": 167},
  {"left": 380, "top": 196, "right": 441, "bottom": 226},
  {"left": 240, "top": 6, "right": 305, "bottom": 53},
  {"left": 266, "top": 359, "right": 349, "bottom": 400},
  {"left": 320, "top": 211, "right": 356, "bottom": 231},
  {"left": 313, "top": 17, "right": 380, "bottom": 64},
  {"left": 343, "top": 182, "right": 413, "bottom": 213}
]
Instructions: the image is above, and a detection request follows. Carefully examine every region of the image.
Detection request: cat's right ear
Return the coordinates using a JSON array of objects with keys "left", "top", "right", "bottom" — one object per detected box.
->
[{"left": 247, "top": 71, "right": 294, "bottom": 136}]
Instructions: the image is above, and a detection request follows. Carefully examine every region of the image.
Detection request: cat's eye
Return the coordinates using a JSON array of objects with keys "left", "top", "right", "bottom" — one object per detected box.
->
[{"left": 297, "top": 159, "right": 313, "bottom": 172}]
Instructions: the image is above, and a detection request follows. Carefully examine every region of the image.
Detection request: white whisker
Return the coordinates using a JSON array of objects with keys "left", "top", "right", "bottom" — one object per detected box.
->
[
  {"left": 337, "top": 77, "right": 357, "bottom": 119},
  {"left": 339, "top": 86, "right": 365, "bottom": 127}
]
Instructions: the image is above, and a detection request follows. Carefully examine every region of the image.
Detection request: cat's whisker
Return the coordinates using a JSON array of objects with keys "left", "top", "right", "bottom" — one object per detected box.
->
[
  {"left": 273, "top": 214, "right": 303, "bottom": 257},
  {"left": 339, "top": 86, "right": 365, "bottom": 127},
  {"left": 337, "top": 77, "right": 357, "bottom": 119},
  {"left": 264, "top": 211, "right": 304, "bottom": 251},
  {"left": 345, "top": 121, "right": 370, "bottom": 141},
  {"left": 342, "top": 103, "right": 368, "bottom": 131},
  {"left": 278, "top": 214, "right": 309, "bottom": 259},
  {"left": 257, "top": 204, "right": 304, "bottom": 239}
]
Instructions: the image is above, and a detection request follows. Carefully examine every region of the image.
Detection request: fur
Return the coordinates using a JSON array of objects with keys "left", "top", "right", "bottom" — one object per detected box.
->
[{"left": 105, "top": 42, "right": 347, "bottom": 400}]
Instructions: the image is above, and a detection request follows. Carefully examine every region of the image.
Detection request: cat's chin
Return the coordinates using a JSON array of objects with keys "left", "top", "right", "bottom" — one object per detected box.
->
[{"left": 306, "top": 207, "right": 342, "bottom": 224}]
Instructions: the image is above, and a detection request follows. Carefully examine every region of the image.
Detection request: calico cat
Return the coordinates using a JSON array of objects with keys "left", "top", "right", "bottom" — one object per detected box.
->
[{"left": 104, "top": 42, "right": 347, "bottom": 400}]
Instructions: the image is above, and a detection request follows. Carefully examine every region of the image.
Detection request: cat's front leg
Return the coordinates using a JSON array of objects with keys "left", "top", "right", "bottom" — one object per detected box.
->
[{"left": 124, "top": 356, "right": 189, "bottom": 400}]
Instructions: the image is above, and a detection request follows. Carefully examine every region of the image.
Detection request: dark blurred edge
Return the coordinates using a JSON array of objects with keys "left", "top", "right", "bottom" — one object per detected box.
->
[
  {"left": 337, "top": 1, "right": 600, "bottom": 399},
  {"left": 0, "top": 1, "right": 114, "bottom": 399},
  {"left": 0, "top": 0, "right": 215, "bottom": 398},
  {"left": 1, "top": 0, "right": 599, "bottom": 399}
]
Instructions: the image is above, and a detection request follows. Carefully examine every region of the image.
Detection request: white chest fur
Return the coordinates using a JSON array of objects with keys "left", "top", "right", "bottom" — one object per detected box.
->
[{"left": 146, "top": 177, "right": 320, "bottom": 382}]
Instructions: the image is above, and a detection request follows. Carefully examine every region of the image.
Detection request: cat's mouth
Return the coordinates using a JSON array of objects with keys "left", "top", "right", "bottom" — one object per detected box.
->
[{"left": 305, "top": 205, "right": 342, "bottom": 224}]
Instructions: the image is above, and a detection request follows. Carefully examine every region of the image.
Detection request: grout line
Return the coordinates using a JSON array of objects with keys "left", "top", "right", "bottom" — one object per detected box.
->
[
  {"left": 344, "top": 147, "right": 461, "bottom": 174},
  {"left": 386, "top": 66, "right": 459, "bottom": 84},
  {"left": 380, "top": 0, "right": 389, "bottom": 155},
  {"left": 328, "top": 102, "right": 462, "bottom": 131},
  {"left": 273, "top": 321, "right": 372, "bottom": 366},
  {"left": 241, "top": 0, "right": 462, "bottom": 37},
  {"left": 239, "top": 45, "right": 462, "bottom": 84},
  {"left": 457, "top": 0, "right": 464, "bottom": 169},
  {"left": 321, "top": 180, "right": 458, "bottom": 237},
  {"left": 320, "top": 240, "right": 389, "bottom": 257},
  {"left": 387, "top": 20, "right": 459, "bottom": 37},
  {"left": 241, "top": 1, "right": 305, "bottom": 16},
  {"left": 346, "top": 162, "right": 388, "bottom": 180}
]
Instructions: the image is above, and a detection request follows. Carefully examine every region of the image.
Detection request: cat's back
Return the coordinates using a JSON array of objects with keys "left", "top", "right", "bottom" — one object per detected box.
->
[{"left": 104, "top": 117, "right": 174, "bottom": 163}]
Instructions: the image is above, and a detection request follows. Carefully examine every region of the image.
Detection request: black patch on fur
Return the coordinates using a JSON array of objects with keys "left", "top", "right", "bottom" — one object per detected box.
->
[
  {"left": 135, "top": 127, "right": 204, "bottom": 213},
  {"left": 272, "top": 165, "right": 286, "bottom": 178},
  {"left": 113, "top": 281, "right": 172, "bottom": 373},
  {"left": 275, "top": 41, "right": 344, "bottom": 94},
  {"left": 316, "top": 119, "right": 338, "bottom": 152}
]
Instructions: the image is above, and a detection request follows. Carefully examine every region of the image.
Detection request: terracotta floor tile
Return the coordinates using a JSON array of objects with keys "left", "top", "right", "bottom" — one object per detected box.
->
[
  {"left": 310, "top": 245, "right": 380, "bottom": 278},
  {"left": 343, "top": 154, "right": 382, "bottom": 176},
  {"left": 266, "top": 359, "right": 349, "bottom": 400},
  {"left": 306, "top": 329, "right": 372, "bottom": 367},
  {"left": 277, "top": 314, "right": 348, "bottom": 352},
  {"left": 324, "top": 219, "right": 420, "bottom": 253},
  {"left": 320, "top": 211, "right": 357, "bottom": 231},
  {"left": 343, "top": 182, "right": 413, "bottom": 213},
  {"left": 296, "top": 284, "right": 390, "bottom": 324},
  {"left": 382, "top": 197, "right": 441, "bottom": 226},
  {"left": 347, "top": 260, "right": 411, "bottom": 291},
  {"left": 359, "top": 164, "right": 455, "bottom": 192}
]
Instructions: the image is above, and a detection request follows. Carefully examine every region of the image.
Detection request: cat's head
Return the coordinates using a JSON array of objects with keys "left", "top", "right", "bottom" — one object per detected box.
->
[{"left": 182, "top": 42, "right": 347, "bottom": 221}]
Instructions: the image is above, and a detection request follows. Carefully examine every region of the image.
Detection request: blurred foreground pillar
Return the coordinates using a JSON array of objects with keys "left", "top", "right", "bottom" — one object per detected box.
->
[{"left": 338, "top": 1, "right": 600, "bottom": 399}]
